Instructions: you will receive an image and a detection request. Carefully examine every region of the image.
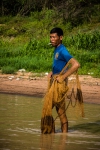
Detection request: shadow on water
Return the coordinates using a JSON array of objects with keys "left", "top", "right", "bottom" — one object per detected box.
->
[{"left": 70, "top": 120, "right": 100, "bottom": 134}]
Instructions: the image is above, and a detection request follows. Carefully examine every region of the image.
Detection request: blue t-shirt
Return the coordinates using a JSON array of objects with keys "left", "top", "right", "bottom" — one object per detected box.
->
[{"left": 52, "top": 44, "right": 73, "bottom": 74}]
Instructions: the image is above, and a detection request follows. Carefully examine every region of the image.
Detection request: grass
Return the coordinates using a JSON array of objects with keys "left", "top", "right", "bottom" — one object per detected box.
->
[{"left": 0, "top": 12, "right": 100, "bottom": 77}]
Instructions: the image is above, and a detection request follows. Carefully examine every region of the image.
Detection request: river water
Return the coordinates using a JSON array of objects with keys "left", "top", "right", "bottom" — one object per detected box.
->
[{"left": 0, "top": 93, "right": 100, "bottom": 150}]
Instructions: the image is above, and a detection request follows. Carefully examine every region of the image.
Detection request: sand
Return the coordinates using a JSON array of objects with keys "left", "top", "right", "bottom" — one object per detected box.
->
[{"left": 0, "top": 72, "right": 100, "bottom": 104}]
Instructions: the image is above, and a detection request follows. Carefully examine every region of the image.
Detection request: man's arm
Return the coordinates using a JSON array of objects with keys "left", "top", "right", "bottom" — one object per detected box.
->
[{"left": 57, "top": 58, "right": 80, "bottom": 82}]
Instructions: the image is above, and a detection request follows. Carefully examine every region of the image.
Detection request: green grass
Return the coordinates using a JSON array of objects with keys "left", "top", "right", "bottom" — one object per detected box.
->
[
  {"left": 0, "top": 12, "right": 100, "bottom": 77},
  {"left": 1, "top": 66, "right": 16, "bottom": 74}
]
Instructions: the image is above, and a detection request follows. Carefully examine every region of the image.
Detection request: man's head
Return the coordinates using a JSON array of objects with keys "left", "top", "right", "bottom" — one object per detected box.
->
[{"left": 50, "top": 27, "right": 63, "bottom": 47}]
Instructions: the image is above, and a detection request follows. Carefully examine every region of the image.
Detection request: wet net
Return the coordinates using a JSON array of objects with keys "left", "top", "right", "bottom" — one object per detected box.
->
[{"left": 41, "top": 62, "right": 84, "bottom": 134}]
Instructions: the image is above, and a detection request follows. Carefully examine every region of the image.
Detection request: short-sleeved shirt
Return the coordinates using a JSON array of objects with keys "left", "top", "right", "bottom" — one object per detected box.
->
[{"left": 52, "top": 44, "right": 73, "bottom": 74}]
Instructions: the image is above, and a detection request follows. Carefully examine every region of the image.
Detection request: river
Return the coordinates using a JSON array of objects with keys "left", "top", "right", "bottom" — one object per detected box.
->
[{"left": 0, "top": 93, "right": 100, "bottom": 150}]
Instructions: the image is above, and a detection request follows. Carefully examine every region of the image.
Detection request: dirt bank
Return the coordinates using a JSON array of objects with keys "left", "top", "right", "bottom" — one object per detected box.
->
[{"left": 0, "top": 72, "right": 100, "bottom": 104}]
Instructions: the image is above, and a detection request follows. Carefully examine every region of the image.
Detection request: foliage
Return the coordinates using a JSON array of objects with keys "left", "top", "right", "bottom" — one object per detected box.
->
[
  {"left": 0, "top": 7, "right": 100, "bottom": 77},
  {"left": 0, "top": 0, "right": 100, "bottom": 27},
  {"left": 63, "top": 30, "right": 100, "bottom": 50},
  {"left": 2, "top": 66, "right": 16, "bottom": 74},
  {"left": 0, "top": 28, "right": 100, "bottom": 77}
]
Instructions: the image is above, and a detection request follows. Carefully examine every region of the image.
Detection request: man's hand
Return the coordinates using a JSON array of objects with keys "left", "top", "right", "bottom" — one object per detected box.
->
[
  {"left": 47, "top": 71, "right": 53, "bottom": 79},
  {"left": 56, "top": 75, "right": 64, "bottom": 83}
]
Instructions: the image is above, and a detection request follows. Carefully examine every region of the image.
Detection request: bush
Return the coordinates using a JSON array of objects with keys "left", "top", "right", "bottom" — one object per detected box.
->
[
  {"left": 0, "top": 14, "right": 100, "bottom": 77},
  {"left": 2, "top": 66, "right": 16, "bottom": 74},
  {"left": 63, "top": 30, "right": 100, "bottom": 50}
]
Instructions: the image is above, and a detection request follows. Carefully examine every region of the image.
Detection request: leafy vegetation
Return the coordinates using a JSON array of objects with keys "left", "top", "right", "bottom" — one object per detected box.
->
[{"left": 0, "top": 1, "right": 100, "bottom": 77}]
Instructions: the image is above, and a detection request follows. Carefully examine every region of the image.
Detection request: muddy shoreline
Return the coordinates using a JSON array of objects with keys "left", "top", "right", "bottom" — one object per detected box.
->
[{"left": 0, "top": 73, "right": 100, "bottom": 104}]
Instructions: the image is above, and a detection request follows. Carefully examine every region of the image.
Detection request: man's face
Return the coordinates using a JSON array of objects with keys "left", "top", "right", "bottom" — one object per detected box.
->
[{"left": 50, "top": 33, "right": 63, "bottom": 47}]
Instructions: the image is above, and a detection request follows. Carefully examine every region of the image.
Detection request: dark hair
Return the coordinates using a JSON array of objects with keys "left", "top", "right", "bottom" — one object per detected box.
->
[{"left": 50, "top": 27, "right": 63, "bottom": 36}]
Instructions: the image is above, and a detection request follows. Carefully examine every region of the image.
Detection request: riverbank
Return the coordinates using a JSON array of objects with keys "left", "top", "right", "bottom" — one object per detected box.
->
[{"left": 0, "top": 72, "right": 100, "bottom": 104}]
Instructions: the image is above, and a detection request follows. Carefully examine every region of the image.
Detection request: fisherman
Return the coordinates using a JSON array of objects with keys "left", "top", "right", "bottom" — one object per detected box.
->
[{"left": 47, "top": 27, "right": 80, "bottom": 133}]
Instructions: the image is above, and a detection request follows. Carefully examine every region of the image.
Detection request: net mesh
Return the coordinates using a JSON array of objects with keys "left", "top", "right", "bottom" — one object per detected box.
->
[{"left": 41, "top": 63, "right": 84, "bottom": 134}]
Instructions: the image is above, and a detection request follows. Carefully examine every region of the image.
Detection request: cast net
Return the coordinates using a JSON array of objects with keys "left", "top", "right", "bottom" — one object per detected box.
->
[{"left": 41, "top": 62, "right": 84, "bottom": 134}]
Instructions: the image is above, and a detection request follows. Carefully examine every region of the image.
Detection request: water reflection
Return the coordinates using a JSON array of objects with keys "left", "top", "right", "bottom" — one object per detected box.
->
[
  {"left": 0, "top": 93, "right": 100, "bottom": 150},
  {"left": 40, "top": 133, "right": 67, "bottom": 150}
]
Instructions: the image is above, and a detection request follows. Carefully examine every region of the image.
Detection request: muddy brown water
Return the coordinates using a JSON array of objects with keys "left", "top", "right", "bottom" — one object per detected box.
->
[{"left": 0, "top": 93, "right": 100, "bottom": 150}]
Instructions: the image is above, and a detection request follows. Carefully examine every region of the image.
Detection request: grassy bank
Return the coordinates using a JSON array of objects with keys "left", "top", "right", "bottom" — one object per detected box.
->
[{"left": 0, "top": 12, "right": 100, "bottom": 77}]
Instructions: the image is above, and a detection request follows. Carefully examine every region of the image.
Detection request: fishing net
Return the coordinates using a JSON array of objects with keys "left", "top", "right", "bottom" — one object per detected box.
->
[
  {"left": 41, "top": 62, "right": 84, "bottom": 134},
  {"left": 65, "top": 72, "right": 84, "bottom": 119}
]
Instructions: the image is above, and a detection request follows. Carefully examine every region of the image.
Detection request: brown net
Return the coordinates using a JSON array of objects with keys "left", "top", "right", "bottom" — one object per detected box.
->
[
  {"left": 41, "top": 62, "right": 84, "bottom": 134},
  {"left": 65, "top": 72, "right": 84, "bottom": 119}
]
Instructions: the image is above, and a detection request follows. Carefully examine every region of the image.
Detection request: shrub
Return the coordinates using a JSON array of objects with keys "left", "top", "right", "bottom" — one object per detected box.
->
[{"left": 2, "top": 66, "right": 16, "bottom": 74}]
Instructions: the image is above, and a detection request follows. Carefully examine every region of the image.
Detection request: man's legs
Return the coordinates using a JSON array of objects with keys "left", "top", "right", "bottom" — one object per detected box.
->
[{"left": 56, "top": 101, "right": 68, "bottom": 133}]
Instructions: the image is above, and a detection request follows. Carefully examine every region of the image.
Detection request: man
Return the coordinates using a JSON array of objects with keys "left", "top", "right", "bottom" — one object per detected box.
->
[{"left": 48, "top": 27, "right": 80, "bottom": 133}]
